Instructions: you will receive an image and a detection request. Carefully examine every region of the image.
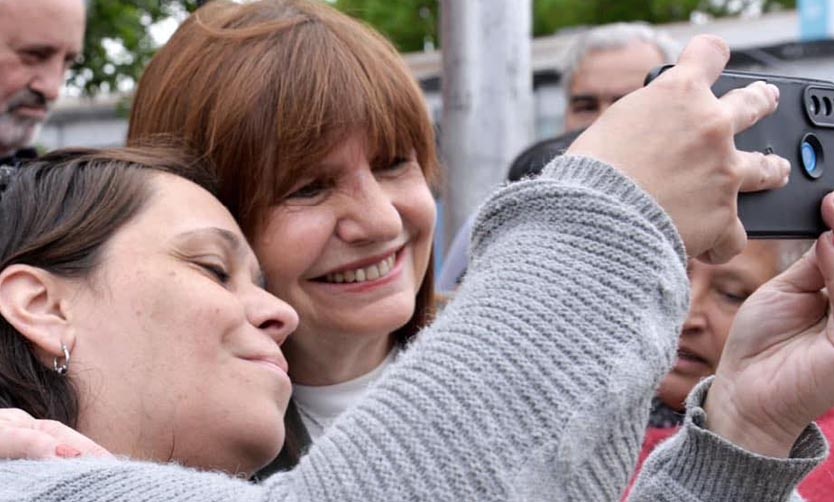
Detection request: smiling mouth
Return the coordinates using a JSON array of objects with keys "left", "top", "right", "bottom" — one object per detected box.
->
[
  {"left": 676, "top": 348, "right": 708, "bottom": 365},
  {"left": 319, "top": 252, "right": 397, "bottom": 284},
  {"left": 12, "top": 106, "right": 48, "bottom": 120}
]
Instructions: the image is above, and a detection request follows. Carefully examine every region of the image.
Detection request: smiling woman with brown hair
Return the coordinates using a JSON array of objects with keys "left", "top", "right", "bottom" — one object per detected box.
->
[{"left": 127, "top": 0, "right": 440, "bottom": 464}]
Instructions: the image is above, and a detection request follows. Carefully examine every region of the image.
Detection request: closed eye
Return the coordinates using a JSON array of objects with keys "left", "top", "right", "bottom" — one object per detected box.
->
[
  {"left": 197, "top": 261, "right": 230, "bottom": 284},
  {"left": 718, "top": 289, "right": 748, "bottom": 305}
]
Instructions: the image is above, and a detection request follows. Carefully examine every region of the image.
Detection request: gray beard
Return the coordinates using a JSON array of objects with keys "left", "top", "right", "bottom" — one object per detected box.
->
[{"left": 0, "top": 113, "right": 43, "bottom": 155}]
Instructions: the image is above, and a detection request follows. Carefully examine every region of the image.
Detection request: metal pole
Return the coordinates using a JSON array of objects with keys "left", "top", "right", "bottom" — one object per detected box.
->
[{"left": 440, "top": 0, "right": 533, "bottom": 246}]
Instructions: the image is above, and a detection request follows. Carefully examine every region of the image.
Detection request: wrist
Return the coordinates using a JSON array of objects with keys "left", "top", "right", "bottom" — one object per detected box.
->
[{"left": 703, "top": 378, "right": 801, "bottom": 458}]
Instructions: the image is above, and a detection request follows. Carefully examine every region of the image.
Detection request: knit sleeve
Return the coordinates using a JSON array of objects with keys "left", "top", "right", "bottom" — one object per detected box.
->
[
  {"left": 0, "top": 155, "right": 691, "bottom": 501},
  {"left": 628, "top": 377, "right": 828, "bottom": 502}
]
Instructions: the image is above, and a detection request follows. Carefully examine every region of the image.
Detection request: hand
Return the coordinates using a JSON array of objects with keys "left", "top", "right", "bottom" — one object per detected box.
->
[
  {"left": 0, "top": 408, "right": 113, "bottom": 460},
  {"left": 704, "top": 193, "right": 834, "bottom": 457},
  {"left": 567, "top": 34, "right": 789, "bottom": 264}
]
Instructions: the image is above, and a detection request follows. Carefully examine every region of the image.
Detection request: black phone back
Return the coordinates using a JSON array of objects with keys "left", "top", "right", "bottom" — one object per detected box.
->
[{"left": 648, "top": 67, "right": 834, "bottom": 238}]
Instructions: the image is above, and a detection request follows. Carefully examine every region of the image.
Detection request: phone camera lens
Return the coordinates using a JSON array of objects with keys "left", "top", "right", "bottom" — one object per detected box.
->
[
  {"left": 811, "top": 95, "right": 821, "bottom": 115},
  {"left": 800, "top": 133, "right": 824, "bottom": 179}
]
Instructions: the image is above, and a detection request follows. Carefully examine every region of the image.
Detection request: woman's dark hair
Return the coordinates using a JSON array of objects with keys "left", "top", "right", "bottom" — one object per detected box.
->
[
  {"left": 0, "top": 147, "right": 215, "bottom": 427},
  {"left": 506, "top": 128, "right": 585, "bottom": 183}
]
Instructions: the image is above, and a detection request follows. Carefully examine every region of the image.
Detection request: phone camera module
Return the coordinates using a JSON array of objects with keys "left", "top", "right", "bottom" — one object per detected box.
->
[{"left": 800, "top": 133, "right": 824, "bottom": 179}]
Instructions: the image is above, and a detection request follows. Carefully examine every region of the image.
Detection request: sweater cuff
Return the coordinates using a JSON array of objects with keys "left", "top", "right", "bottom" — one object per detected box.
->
[{"left": 663, "top": 377, "right": 828, "bottom": 500}]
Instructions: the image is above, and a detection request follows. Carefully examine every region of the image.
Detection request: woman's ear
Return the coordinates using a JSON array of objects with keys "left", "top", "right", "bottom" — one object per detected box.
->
[{"left": 0, "top": 264, "right": 76, "bottom": 359}]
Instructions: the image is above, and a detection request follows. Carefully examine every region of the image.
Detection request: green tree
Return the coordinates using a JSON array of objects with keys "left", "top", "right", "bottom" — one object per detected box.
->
[
  {"left": 331, "top": 0, "right": 439, "bottom": 52},
  {"left": 73, "top": 0, "right": 798, "bottom": 96},
  {"left": 73, "top": 0, "right": 199, "bottom": 95}
]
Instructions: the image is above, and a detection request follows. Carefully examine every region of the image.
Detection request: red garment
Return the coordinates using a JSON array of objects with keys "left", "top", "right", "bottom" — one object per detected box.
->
[
  {"left": 799, "top": 408, "right": 834, "bottom": 501},
  {"left": 623, "top": 409, "right": 834, "bottom": 501}
]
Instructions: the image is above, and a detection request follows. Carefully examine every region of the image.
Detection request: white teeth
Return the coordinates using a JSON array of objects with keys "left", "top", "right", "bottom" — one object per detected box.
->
[{"left": 324, "top": 253, "right": 397, "bottom": 284}]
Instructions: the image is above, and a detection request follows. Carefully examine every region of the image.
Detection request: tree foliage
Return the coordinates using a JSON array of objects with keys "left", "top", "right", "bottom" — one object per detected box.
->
[
  {"left": 73, "top": 0, "right": 798, "bottom": 96},
  {"left": 73, "top": 0, "right": 199, "bottom": 95}
]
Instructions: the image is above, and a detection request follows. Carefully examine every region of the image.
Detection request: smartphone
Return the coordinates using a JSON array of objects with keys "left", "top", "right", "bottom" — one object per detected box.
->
[{"left": 645, "top": 65, "right": 834, "bottom": 238}]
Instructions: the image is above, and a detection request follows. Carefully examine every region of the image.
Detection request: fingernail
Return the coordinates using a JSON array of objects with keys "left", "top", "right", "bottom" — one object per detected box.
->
[
  {"left": 768, "top": 83, "right": 780, "bottom": 102},
  {"left": 55, "top": 444, "right": 81, "bottom": 458}
]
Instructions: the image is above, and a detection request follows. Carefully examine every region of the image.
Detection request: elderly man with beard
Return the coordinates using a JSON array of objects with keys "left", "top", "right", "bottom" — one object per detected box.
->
[{"left": 0, "top": 0, "right": 85, "bottom": 169}]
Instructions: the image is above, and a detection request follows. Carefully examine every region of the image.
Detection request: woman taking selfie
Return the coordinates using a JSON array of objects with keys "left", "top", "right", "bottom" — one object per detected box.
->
[{"left": 1, "top": 32, "right": 834, "bottom": 500}]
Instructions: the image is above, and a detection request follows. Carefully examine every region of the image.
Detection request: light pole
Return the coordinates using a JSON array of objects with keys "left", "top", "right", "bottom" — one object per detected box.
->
[{"left": 439, "top": 0, "right": 534, "bottom": 246}]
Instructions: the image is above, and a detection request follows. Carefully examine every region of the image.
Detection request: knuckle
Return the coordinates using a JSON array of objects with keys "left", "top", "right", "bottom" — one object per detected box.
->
[
  {"left": 37, "top": 419, "right": 64, "bottom": 433},
  {"left": 702, "top": 109, "right": 734, "bottom": 141}
]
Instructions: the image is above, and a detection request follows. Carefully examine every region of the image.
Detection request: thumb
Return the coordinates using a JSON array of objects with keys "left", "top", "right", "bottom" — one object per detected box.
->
[
  {"left": 815, "top": 231, "right": 834, "bottom": 292},
  {"left": 664, "top": 34, "right": 729, "bottom": 88},
  {"left": 767, "top": 242, "right": 824, "bottom": 295}
]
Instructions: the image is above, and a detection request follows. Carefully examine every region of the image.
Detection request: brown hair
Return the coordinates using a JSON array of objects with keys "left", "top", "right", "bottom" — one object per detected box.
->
[
  {"left": 129, "top": 0, "right": 438, "bottom": 349},
  {"left": 0, "top": 147, "right": 214, "bottom": 426},
  {"left": 128, "top": 0, "right": 441, "bottom": 467}
]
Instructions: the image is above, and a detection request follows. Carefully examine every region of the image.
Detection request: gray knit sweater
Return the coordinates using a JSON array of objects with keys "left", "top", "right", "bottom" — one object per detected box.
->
[{"left": 0, "top": 156, "right": 826, "bottom": 501}]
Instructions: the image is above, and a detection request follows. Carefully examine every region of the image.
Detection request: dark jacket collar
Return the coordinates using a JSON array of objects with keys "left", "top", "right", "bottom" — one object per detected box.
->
[{"left": 0, "top": 148, "right": 37, "bottom": 168}]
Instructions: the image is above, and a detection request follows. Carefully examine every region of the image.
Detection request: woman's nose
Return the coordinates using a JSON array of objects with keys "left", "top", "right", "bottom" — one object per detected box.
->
[
  {"left": 336, "top": 172, "right": 403, "bottom": 244},
  {"left": 248, "top": 288, "right": 299, "bottom": 346}
]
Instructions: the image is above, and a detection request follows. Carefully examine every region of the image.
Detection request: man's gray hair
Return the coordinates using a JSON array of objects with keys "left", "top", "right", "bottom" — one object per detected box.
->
[{"left": 562, "top": 22, "right": 680, "bottom": 94}]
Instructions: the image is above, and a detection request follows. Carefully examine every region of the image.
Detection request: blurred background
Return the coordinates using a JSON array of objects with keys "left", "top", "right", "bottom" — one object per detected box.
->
[{"left": 44, "top": 0, "right": 834, "bottom": 266}]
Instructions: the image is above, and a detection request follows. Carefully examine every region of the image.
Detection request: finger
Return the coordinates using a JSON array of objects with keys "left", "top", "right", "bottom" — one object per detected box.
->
[
  {"left": 821, "top": 192, "right": 834, "bottom": 230},
  {"left": 0, "top": 426, "right": 62, "bottom": 460},
  {"left": 698, "top": 217, "right": 747, "bottom": 264},
  {"left": 0, "top": 408, "right": 36, "bottom": 426},
  {"left": 769, "top": 243, "right": 825, "bottom": 294},
  {"left": 719, "top": 81, "right": 780, "bottom": 134},
  {"left": 736, "top": 151, "right": 790, "bottom": 193},
  {"left": 815, "top": 231, "right": 834, "bottom": 292},
  {"left": 35, "top": 420, "right": 113, "bottom": 459},
  {"left": 668, "top": 34, "right": 730, "bottom": 87}
]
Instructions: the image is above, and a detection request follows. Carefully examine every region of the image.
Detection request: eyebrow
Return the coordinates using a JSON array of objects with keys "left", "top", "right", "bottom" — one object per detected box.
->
[
  {"left": 570, "top": 95, "right": 600, "bottom": 103},
  {"left": 17, "top": 43, "right": 80, "bottom": 63},
  {"left": 570, "top": 94, "right": 624, "bottom": 104},
  {"left": 175, "top": 228, "right": 268, "bottom": 289}
]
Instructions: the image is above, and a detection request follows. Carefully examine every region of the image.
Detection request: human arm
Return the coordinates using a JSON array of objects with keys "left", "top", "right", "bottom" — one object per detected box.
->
[
  {"left": 0, "top": 34, "right": 798, "bottom": 501},
  {"left": 628, "top": 194, "right": 834, "bottom": 501},
  {"left": 0, "top": 152, "right": 689, "bottom": 501}
]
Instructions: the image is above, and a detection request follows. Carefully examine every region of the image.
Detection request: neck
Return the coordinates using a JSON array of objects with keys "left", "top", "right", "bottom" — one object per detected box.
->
[
  {"left": 286, "top": 330, "right": 395, "bottom": 386},
  {"left": 0, "top": 147, "right": 13, "bottom": 158}
]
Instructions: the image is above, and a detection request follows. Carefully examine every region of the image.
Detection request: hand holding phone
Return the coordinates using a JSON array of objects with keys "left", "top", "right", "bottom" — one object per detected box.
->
[{"left": 646, "top": 65, "right": 834, "bottom": 238}]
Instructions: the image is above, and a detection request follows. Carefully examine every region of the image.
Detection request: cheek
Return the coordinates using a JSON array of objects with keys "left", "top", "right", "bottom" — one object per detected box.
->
[
  {"left": 708, "top": 309, "right": 736, "bottom": 360},
  {"left": 253, "top": 209, "right": 335, "bottom": 289},
  {"left": 398, "top": 182, "right": 436, "bottom": 282},
  {"left": 399, "top": 178, "right": 437, "bottom": 243}
]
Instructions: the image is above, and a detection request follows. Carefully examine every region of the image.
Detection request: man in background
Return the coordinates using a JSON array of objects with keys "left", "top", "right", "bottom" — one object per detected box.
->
[
  {"left": 0, "top": 0, "right": 85, "bottom": 166},
  {"left": 437, "top": 22, "right": 678, "bottom": 292},
  {"left": 561, "top": 22, "right": 677, "bottom": 131}
]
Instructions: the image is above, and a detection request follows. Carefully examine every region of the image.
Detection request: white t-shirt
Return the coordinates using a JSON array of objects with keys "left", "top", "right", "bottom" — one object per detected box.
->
[{"left": 292, "top": 347, "right": 399, "bottom": 440}]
